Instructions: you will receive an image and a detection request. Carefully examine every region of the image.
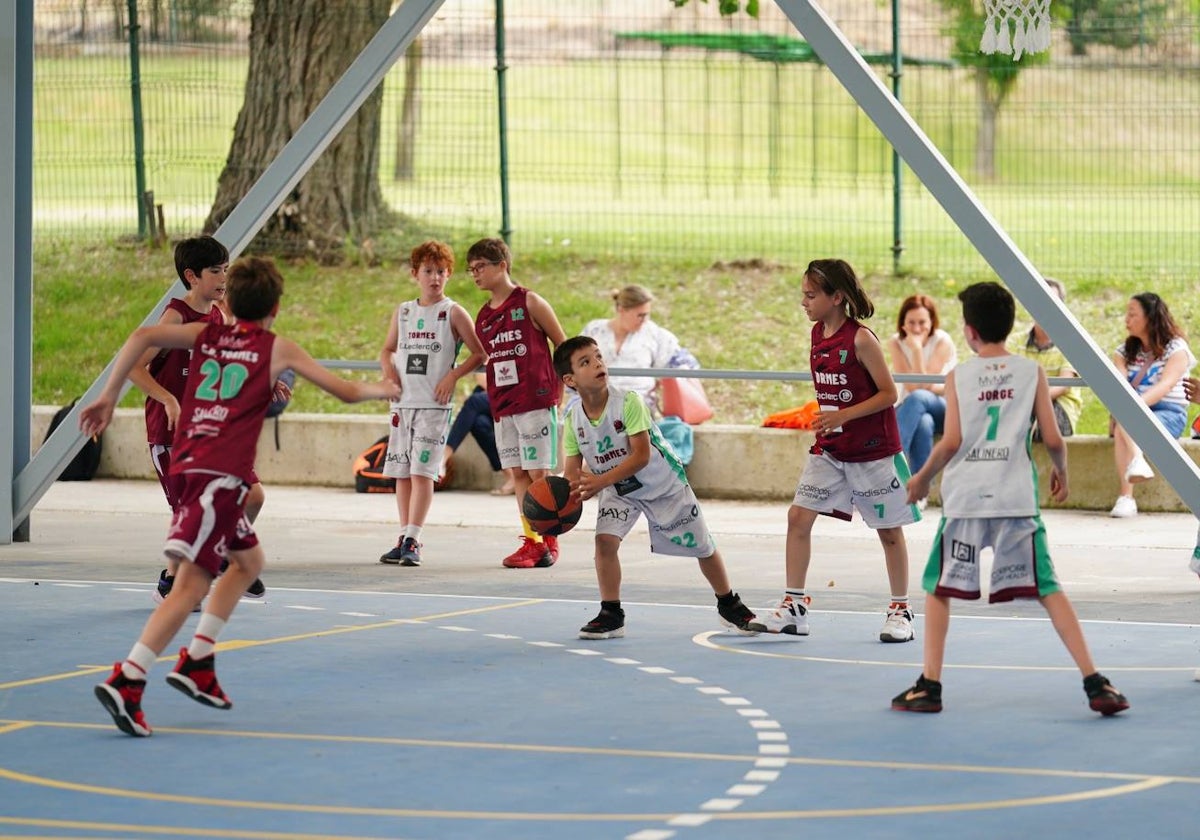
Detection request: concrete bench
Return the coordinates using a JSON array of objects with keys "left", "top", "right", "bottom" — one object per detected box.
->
[{"left": 31, "top": 408, "right": 1200, "bottom": 513}]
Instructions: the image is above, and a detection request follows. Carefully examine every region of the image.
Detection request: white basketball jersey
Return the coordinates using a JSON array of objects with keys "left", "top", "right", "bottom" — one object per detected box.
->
[
  {"left": 393, "top": 298, "right": 460, "bottom": 408},
  {"left": 942, "top": 354, "right": 1040, "bottom": 518},
  {"left": 568, "top": 386, "right": 687, "bottom": 501}
]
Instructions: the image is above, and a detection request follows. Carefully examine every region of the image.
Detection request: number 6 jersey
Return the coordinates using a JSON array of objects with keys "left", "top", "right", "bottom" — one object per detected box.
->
[
  {"left": 941, "top": 354, "right": 1040, "bottom": 518},
  {"left": 170, "top": 322, "right": 277, "bottom": 485}
]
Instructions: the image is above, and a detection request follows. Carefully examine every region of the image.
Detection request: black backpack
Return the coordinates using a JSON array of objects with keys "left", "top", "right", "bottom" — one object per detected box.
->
[{"left": 45, "top": 400, "right": 103, "bottom": 481}]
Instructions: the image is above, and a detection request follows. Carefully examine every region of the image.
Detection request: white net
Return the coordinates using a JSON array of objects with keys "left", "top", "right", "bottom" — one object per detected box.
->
[{"left": 980, "top": 0, "right": 1052, "bottom": 60}]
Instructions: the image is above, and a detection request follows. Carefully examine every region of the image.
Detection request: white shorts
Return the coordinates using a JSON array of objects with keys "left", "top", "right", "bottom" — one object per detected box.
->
[
  {"left": 495, "top": 407, "right": 559, "bottom": 471},
  {"left": 924, "top": 516, "right": 1060, "bottom": 603},
  {"left": 792, "top": 450, "right": 919, "bottom": 529},
  {"left": 383, "top": 406, "right": 450, "bottom": 480},
  {"left": 595, "top": 483, "right": 716, "bottom": 558}
]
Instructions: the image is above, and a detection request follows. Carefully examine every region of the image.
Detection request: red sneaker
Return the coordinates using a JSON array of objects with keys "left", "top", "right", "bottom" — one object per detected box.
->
[
  {"left": 502, "top": 536, "right": 552, "bottom": 569},
  {"left": 165, "top": 647, "right": 232, "bottom": 709},
  {"left": 94, "top": 663, "right": 152, "bottom": 737},
  {"left": 541, "top": 535, "right": 559, "bottom": 567}
]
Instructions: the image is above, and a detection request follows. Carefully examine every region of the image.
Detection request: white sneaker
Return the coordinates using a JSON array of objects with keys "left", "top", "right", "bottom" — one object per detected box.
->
[
  {"left": 1109, "top": 495, "right": 1138, "bottom": 518},
  {"left": 747, "top": 595, "right": 810, "bottom": 636},
  {"left": 1125, "top": 453, "right": 1154, "bottom": 484},
  {"left": 880, "top": 604, "right": 915, "bottom": 643}
]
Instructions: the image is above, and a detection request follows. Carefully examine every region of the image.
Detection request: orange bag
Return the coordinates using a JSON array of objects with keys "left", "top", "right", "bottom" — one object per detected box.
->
[
  {"left": 660, "top": 375, "right": 714, "bottom": 425},
  {"left": 762, "top": 400, "right": 820, "bottom": 430}
]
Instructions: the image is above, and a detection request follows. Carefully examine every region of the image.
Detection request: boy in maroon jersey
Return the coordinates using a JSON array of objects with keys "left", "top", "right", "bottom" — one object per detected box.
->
[
  {"left": 469, "top": 238, "right": 568, "bottom": 568},
  {"left": 81, "top": 256, "right": 399, "bottom": 737}
]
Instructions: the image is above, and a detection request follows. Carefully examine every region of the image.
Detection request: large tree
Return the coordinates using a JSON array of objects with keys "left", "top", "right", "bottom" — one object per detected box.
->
[{"left": 204, "top": 0, "right": 392, "bottom": 257}]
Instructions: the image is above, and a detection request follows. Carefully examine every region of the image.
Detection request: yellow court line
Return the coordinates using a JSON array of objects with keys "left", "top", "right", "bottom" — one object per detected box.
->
[
  {"left": 0, "top": 599, "right": 544, "bottom": 691},
  {"left": 694, "top": 631, "right": 1197, "bottom": 672}
]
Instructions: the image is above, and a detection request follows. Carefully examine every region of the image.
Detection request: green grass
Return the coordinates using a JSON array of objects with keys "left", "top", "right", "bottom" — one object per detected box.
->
[{"left": 32, "top": 234, "right": 1200, "bottom": 435}]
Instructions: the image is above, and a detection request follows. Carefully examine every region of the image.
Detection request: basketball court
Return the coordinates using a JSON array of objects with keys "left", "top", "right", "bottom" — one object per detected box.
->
[{"left": 2, "top": 480, "right": 1198, "bottom": 839}]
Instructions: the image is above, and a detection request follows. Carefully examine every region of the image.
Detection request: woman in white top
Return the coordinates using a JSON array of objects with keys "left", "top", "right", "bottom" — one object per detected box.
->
[
  {"left": 581, "top": 284, "right": 681, "bottom": 416},
  {"left": 887, "top": 294, "right": 958, "bottom": 478},
  {"left": 1109, "top": 292, "right": 1195, "bottom": 518}
]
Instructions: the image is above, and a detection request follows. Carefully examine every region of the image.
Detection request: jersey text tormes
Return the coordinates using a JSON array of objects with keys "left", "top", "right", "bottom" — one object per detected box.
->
[
  {"left": 475, "top": 286, "right": 560, "bottom": 418},
  {"left": 169, "top": 322, "right": 276, "bottom": 485},
  {"left": 809, "top": 319, "right": 901, "bottom": 463},
  {"left": 393, "top": 297, "right": 460, "bottom": 408}
]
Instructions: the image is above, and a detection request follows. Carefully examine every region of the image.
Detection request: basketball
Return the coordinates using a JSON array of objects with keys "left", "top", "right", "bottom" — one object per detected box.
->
[{"left": 522, "top": 475, "right": 582, "bottom": 536}]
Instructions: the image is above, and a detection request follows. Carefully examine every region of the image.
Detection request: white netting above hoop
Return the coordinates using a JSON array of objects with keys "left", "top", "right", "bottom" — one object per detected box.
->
[{"left": 980, "top": 0, "right": 1052, "bottom": 60}]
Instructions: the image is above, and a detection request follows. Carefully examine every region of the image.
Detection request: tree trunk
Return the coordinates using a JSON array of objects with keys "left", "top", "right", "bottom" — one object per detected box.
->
[
  {"left": 204, "top": 0, "right": 392, "bottom": 259},
  {"left": 394, "top": 36, "right": 422, "bottom": 181},
  {"left": 973, "top": 68, "right": 999, "bottom": 180}
]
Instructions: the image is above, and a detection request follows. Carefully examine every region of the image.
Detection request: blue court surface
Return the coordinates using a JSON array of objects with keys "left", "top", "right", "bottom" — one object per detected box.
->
[{"left": 2, "top": 577, "right": 1199, "bottom": 840}]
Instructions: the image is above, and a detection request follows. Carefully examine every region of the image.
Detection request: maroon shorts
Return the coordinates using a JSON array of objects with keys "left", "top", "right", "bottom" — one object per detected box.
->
[
  {"left": 163, "top": 472, "right": 259, "bottom": 577},
  {"left": 152, "top": 444, "right": 259, "bottom": 511}
]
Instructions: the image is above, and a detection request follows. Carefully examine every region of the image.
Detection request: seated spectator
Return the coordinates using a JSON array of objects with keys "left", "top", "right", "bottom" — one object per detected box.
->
[
  {"left": 441, "top": 373, "right": 514, "bottom": 495},
  {"left": 582, "top": 284, "right": 681, "bottom": 416},
  {"left": 887, "top": 294, "right": 957, "bottom": 486},
  {"left": 1109, "top": 293, "right": 1195, "bottom": 518},
  {"left": 1012, "top": 277, "right": 1083, "bottom": 440}
]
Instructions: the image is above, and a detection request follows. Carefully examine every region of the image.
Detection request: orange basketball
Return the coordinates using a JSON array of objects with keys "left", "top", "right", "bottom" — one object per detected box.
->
[{"left": 522, "top": 475, "right": 582, "bottom": 536}]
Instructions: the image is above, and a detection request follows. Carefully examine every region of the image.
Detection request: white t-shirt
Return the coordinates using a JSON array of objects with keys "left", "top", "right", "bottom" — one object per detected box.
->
[
  {"left": 581, "top": 318, "right": 681, "bottom": 409},
  {"left": 892, "top": 328, "right": 957, "bottom": 404},
  {"left": 1118, "top": 336, "right": 1195, "bottom": 408}
]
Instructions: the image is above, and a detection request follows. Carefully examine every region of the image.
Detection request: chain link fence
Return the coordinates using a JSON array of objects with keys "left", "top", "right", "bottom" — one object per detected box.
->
[{"left": 30, "top": 0, "right": 1200, "bottom": 279}]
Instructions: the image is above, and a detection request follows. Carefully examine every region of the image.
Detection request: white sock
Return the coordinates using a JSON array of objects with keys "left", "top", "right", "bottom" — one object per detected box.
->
[
  {"left": 187, "top": 613, "right": 227, "bottom": 660},
  {"left": 404, "top": 524, "right": 423, "bottom": 542},
  {"left": 122, "top": 642, "right": 156, "bottom": 681}
]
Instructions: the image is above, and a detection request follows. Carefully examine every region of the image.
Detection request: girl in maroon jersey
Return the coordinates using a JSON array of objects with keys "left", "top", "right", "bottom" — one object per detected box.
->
[{"left": 748, "top": 258, "right": 920, "bottom": 643}]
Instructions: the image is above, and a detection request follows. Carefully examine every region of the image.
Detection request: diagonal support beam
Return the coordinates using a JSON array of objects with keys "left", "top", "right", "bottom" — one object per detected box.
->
[
  {"left": 8, "top": 0, "right": 448, "bottom": 539},
  {"left": 774, "top": 0, "right": 1200, "bottom": 519}
]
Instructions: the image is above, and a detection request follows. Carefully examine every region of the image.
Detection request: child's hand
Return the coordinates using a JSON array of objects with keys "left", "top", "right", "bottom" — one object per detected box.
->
[
  {"left": 1049, "top": 467, "right": 1069, "bottom": 503},
  {"left": 80, "top": 397, "right": 115, "bottom": 438},
  {"left": 812, "top": 409, "right": 844, "bottom": 435},
  {"left": 433, "top": 373, "right": 457, "bottom": 406},
  {"left": 573, "top": 469, "right": 602, "bottom": 502},
  {"left": 1183, "top": 376, "right": 1199, "bottom": 405},
  {"left": 906, "top": 473, "right": 929, "bottom": 504},
  {"left": 164, "top": 394, "right": 181, "bottom": 431}
]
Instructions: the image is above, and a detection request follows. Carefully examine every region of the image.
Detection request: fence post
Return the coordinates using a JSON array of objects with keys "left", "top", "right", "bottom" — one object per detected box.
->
[{"left": 126, "top": 0, "right": 148, "bottom": 240}]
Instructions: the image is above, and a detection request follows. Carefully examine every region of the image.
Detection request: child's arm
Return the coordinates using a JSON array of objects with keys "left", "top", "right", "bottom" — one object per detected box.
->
[
  {"left": 812, "top": 328, "right": 898, "bottom": 435},
  {"left": 575, "top": 430, "right": 651, "bottom": 501},
  {"left": 125, "top": 306, "right": 186, "bottom": 430},
  {"left": 434, "top": 304, "right": 488, "bottom": 405},
  {"left": 526, "top": 292, "right": 568, "bottom": 347},
  {"left": 906, "top": 369, "right": 962, "bottom": 503},
  {"left": 1032, "top": 366, "right": 1069, "bottom": 503},
  {"left": 564, "top": 453, "right": 583, "bottom": 486},
  {"left": 1184, "top": 375, "right": 1200, "bottom": 404},
  {"left": 378, "top": 308, "right": 401, "bottom": 390},
  {"left": 276, "top": 337, "right": 400, "bottom": 405},
  {"left": 80, "top": 322, "right": 208, "bottom": 438}
]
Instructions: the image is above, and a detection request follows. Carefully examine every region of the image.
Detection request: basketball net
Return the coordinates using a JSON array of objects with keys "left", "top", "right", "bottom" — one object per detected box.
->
[{"left": 980, "top": 0, "right": 1052, "bottom": 60}]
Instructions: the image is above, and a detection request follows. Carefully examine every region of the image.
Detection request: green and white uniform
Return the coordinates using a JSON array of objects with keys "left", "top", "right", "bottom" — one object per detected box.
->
[
  {"left": 925, "top": 354, "right": 1062, "bottom": 603},
  {"left": 565, "top": 386, "right": 713, "bottom": 557}
]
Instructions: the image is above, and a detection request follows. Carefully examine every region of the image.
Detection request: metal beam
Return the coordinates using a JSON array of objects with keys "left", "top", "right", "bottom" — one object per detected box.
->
[
  {"left": 774, "top": 0, "right": 1200, "bottom": 518},
  {"left": 10, "top": 0, "right": 448, "bottom": 536}
]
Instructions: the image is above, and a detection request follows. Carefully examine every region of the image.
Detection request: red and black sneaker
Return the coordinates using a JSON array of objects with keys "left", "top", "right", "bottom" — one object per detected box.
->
[
  {"left": 502, "top": 536, "right": 552, "bottom": 569},
  {"left": 1084, "top": 672, "right": 1129, "bottom": 716},
  {"left": 94, "top": 663, "right": 152, "bottom": 737},
  {"left": 165, "top": 647, "right": 232, "bottom": 709}
]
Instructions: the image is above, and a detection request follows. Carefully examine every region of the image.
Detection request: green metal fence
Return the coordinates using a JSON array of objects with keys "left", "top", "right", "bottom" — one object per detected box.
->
[{"left": 30, "top": 0, "right": 1200, "bottom": 280}]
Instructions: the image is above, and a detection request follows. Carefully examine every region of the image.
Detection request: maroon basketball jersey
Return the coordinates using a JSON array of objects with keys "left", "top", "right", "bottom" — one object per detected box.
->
[
  {"left": 475, "top": 286, "right": 561, "bottom": 418},
  {"left": 169, "top": 322, "right": 276, "bottom": 484},
  {"left": 144, "top": 298, "right": 225, "bottom": 445},
  {"left": 810, "top": 319, "right": 901, "bottom": 463}
]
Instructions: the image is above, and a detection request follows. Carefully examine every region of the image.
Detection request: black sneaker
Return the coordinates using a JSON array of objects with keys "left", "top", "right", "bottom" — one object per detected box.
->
[
  {"left": 1083, "top": 672, "right": 1129, "bottom": 716},
  {"left": 152, "top": 569, "right": 173, "bottom": 604},
  {"left": 892, "top": 674, "right": 943, "bottom": 713},
  {"left": 94, "top": 663, "right": 152, "bottom": 737},
  {"left": 379, "top": 541, "right": 405, "bottom": 564},
  {"left": 244, "top": 577, "right": 266, "bottom": 598},
  {"left": 398, "top": 537, "right": 421, "bottom": 567},
  {"left": 165, "top": 647, "right": 232, "bottom": 709},
  {"left": 716, "top": 592, "right": 759, "bottom": 635},
  {"left": 579, "top": 607, "right": 625, "bottom": 640}
]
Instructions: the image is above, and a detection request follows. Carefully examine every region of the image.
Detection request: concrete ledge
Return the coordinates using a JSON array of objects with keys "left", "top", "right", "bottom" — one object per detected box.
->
[{"left": 30, "top": 408, "right": 1200, "bottom": 513}]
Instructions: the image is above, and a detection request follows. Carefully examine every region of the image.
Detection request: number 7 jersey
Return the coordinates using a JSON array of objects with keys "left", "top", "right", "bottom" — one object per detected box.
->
[
  {"left": 941, "top": 354, "right": 1040, "bottom": 518},
  {"left": 170, "top": 322, "right": 277, "bottom": 485}
]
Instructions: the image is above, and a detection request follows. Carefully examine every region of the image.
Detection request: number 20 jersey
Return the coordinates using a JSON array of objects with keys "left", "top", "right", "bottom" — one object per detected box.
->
[
  {"left": 941, "top": 354, "right": 1039, "bottom": 518},
  {"left": 169, "top": 322, "right": 277, "bottom": 485}
]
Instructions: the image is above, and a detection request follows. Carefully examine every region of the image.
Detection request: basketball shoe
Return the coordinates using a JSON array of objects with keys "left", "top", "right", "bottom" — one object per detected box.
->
[
  {"left": 153, "top": 569, "right": 202, "bottom": 612},
  {"left": 1083, "top": 672, "right": 1129, "bottom": 716},
  {"left": 747, "top": 594, "right": 810, "bottom": 635},
  {"left": 541, "top": 535, "right": 559, "bottom": 566},
  {"left": 94, "top": 663, "right": 152, "bottom": 737},
  {"left": 891, "top": 674, "right": 943, "bottom": 713},
  {"left": 502, "top": 536, "right": 554, "bottom": 569},
  {"left": 379, "top": 538, "right": 408, "bottom": 564},
  {"left": 879, "top": 602, "right": 915, "bottom": 643},
  {"left": 165, "top": 648, "right": 232, "bottom": 709},
  {"left": 579, "top": 605, "right": 625, "bottom": 639},
  {"left": 716, "top": 592, "right": 758, "bottom": 635}
]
